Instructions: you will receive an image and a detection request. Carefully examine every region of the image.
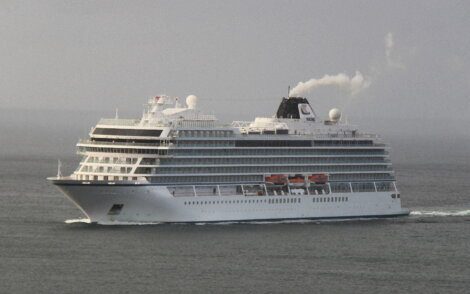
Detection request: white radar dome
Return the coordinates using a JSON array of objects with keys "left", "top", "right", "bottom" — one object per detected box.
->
[
  {"left": 329, "top": 108, "right": 341, "bottom": 122},
  {"left": 186, "top": 95, "right": 198, "bottom": 109}
]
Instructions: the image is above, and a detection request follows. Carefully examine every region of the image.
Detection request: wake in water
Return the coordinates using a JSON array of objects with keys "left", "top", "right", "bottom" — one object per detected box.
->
[
  {"left": 410, "top": 209, "right": 470, "bottom": 217},
  {"left": 65, "top": 209, "right": 470, "bottom": 225},
  {"left": 65, "top": 218, "right": 91, "bottom": 224},
  {"left": 64, "top": 217, "right": 389, "bottom": 226},
  {"left": 65, "top": 218, "right": 163, "bottom": 225},
  {"left": 64, "top": 218, "right": 364, "bottom": 226}
]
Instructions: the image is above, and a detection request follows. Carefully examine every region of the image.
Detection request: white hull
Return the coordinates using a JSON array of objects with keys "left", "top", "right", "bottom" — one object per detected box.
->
[{"left": 55, "top": 182, "right": 408, "bottom": 224}]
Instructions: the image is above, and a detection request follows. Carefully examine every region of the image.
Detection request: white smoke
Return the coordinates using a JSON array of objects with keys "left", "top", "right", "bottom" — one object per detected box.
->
[
  {"left": 385, "top": 32, "right": 405, "bottom": 69},
  {"left": 289, "top": 71, "right": 371, "bottom": 97}
]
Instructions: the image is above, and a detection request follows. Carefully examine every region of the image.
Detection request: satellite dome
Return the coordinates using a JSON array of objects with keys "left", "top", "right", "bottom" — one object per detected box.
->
[
  {"left": 186, "top": 95, "right": 198, "bottom": 109},
  {"left": 329, "top": 108, "right": 341, "bottom": 122}
]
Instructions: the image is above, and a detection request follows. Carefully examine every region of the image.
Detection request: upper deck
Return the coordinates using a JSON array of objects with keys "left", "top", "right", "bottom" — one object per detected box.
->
[
  {"left": 84, "top": 95, "right": 381, "bottom": 144},
  {"left": 70, "top": 95, "right": 394, "bottom": 185}
]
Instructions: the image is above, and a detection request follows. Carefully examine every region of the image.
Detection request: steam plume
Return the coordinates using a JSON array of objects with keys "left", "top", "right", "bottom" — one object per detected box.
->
[
  {"left": 385, "top": 32, "right": 405, "bottom": 69},
  {"left": 289, "top": 71, "right": 371, "bottom": 97}
]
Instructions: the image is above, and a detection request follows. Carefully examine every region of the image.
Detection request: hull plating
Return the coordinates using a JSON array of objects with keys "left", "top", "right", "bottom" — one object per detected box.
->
[{"left": 54, "top": 182, "right": 408, "bottom": 224}]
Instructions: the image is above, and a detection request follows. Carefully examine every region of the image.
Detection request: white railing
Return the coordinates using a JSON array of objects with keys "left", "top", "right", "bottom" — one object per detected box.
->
[
  {"left": 175, "top": 119, "right": 216, "bottom": 128},
  {"left": 166, "top": 181, "right": 397, "bottom": 197},
  {"left": 314, "top": 133, "right": 380, "bottom": 139},
  {"left": 231, "top": 121, "right": 251, "bottom": 128},
  {"left": 78, "top": 139, "right": 173, "bottom": 147},
  {"left": 97, "top": 118, "right": 141, "bottom": 126}
]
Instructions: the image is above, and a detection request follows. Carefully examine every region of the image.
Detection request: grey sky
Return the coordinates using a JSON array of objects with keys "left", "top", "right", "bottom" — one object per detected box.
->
[{"left": 1, "top": 0, "right": 469, "bottom": 126}]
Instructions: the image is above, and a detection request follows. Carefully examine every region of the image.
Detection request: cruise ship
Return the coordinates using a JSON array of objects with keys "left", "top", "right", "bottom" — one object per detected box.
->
[{"left": 48, "top": 94, "right": 409, "bottom": 223}]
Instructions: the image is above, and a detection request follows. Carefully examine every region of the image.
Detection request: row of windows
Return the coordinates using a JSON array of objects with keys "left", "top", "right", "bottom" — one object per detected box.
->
[
  {"left": 150, "top": 175, "right": 263, "bottom": 184},
  {"left": 93, "top": 128, "right": 162, "bottom": 137},
  {"left": 87, "top": 156, "right": 390, "bottom": 167},
  {"left": 171, "top": 148, "right": 387, "bottom": 156},
  {"left": 85, "top": 156, "right": 138, "bottom": 164},
  {"left": 141, "top": 155, "right": 389, "bottom": 167},
  {"left": 138, "top": 164, "right": 391, "bottom": 175},
  {"left": 183, "top": 198, "right": 302, "bottom": 206},
  {"left": 79, "top": 146, "right": 386, "bottom": 156},
  {"left": 173, "top": 139, "right": 375, "bottom": 148},
  {"left": 80, "top": 166, "right": 132, "bottom": 173},
  {"left": 79, "top": 147, "right": 168, "bottom": 155},
  {"left": 330, "top": 173, "right": 394, "bottom": 181},
  {"left": 77, "top": 175, "right": 138, "bottom": 181},
  {"left": 182, "top": 196, "right": 350, "bottom": 206},
  {"left": 81, "top": 156, "right": 388, "bottom": 167},
  {"left": 313, "top": 140, "right": 373, "bottom": 146},
  {"left": 178, "top": 130, "right": 233, "bottom": 138},
  {"left": 176, "top": 141, "right": 233, "bottom": 147},
  {"left": 235, "top": 140, "right": 312, "bottom": 147},
  {"left": 91, "top": 138, "right": 169, "bottom": 144},
  {"left": 141, "top": 158, "right": 161, "bottom": 165},
  {"left": 244, "top": 129, "right": 289, "bottom": 135},
  {"left": 158, "top": 156, "right": 388, "bottom": 166},
  {"left": 313, "top": 196, "right": 349, "bottom": 203}
]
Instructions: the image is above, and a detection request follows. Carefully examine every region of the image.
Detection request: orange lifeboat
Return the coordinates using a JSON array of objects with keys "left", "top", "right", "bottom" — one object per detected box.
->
[
  {"left": 308, "top": 174, "right": 328, "bottom": 184},
  {"left": 265, "top": 174, "right": 288, "bottom": 185},
  {"left": 288, "top": 174, "right": 305, "bottom": 187}
]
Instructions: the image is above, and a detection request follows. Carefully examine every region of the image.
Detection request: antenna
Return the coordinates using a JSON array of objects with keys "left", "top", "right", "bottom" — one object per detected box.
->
[
  {"left": 57, "top": 159, "right": 62, "bottom": 178},
  {"left": 115, "top": 108, "right": 119, "bottom": 119}
]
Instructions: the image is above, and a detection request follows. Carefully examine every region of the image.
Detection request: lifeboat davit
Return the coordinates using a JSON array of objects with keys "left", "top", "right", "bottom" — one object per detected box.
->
[{"left": 308, "top": 174, "right": 328, "bottom": 184}]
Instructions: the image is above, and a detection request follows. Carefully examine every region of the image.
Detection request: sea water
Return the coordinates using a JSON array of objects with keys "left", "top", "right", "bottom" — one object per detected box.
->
[{"left": 0, "top": 154, "right": 469, "bottom": 293}]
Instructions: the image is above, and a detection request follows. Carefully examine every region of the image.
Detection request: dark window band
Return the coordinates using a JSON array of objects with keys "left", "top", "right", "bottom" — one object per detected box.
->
[
  {"left": 93, "top": 128, "right": 162, "bottom": 137},
  {"left": 91, "top": 138, "right": 163, "bottom": 144},
  {"left": 235, "top": 140, "right": 312, "bottom": 147}
]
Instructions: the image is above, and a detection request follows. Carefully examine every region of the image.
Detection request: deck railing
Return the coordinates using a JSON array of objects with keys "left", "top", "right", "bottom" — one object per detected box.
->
[
  {"left": 78, "top": 139, "right": 173, "bottom": 147},
  {"left": 167, "top": 181, "right": 397, "bottom": 197}
]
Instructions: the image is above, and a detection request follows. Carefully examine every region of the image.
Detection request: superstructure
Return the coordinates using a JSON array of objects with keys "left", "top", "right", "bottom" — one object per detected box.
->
[{"left": 49, "top": 95, "right": 409, "bottom": 223}]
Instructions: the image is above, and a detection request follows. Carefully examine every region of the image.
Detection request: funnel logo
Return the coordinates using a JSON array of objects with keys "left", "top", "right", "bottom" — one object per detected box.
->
[
  {"left": 300, "top": 104, "right": 311, "bottom": 115},
  {"left": 298, "top": 103, "right": 315, "bottom": 121}
]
